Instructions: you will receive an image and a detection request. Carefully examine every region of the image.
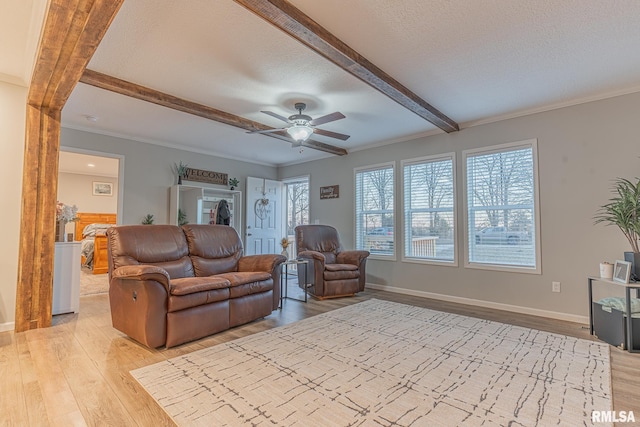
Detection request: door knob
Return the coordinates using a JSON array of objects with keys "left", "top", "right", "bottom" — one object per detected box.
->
[{"left": 247, "top": 233, "right": 252, "bottom": 236}]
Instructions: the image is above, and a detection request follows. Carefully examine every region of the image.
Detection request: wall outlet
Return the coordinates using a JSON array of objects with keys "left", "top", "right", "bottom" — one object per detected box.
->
[{"left": 552, "top": 281, "right": 561, "bottom": 293}]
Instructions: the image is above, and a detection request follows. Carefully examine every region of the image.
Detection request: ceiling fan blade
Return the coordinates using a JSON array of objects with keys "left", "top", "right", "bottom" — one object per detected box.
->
[
  {"left": 261, "top": 110, "right": 291, "bottom": 123},
  {"left": 313, "top": 128, "right": 350, "bottom": 141},
  {"left": 308, "top": 111, "right": 345, "bottom": 126},
  {"left": 247, "top": 127, "right": 287, "bottom": 134},
  {"left": 266, "top": 131, "right": 296, "bottom": 142},
  {"left": 261, "top": 131, "right": 348, "bottom": 156}
]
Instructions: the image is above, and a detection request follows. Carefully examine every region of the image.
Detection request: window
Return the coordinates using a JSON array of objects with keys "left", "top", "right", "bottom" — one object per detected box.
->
[
  {"left": 402, "top": 154, "right": 456, "bottom": 263},
  {"left": 464, "top": 140, "right": 540, "bottom": 272},
  {"left": 355, "top": 163, "right": 395, "bottom": 257},
  {"left": 285, "top": 177, "right": 309, "bottom": 236},
  {"left": 284, "top": 177, "right": 309, "bottom": 260}
]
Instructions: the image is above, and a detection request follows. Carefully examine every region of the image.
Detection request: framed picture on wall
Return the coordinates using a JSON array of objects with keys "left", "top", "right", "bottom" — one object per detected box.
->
[{"left": 93, "top": 181, "right": 113, "bottom": 196}]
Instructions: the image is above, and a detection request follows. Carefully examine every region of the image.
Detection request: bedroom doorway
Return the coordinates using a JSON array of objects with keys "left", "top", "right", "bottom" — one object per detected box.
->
[{"left": 58, "top": 148, "right": 123, "bottom": 300}]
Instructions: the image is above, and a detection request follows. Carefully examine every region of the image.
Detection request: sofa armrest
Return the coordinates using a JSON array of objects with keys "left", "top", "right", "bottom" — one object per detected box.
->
[
  {"left": 297, "top": 250, "right": 326, "bottom": 264},
  {"left": 238, "top": 254, "right": 287, "bottom": 273},
  {"left": 337, "top": 250, "right": 370, "bottom": 266},
  {"left": 112, "top": 265, "right": 171, "bottom": 293},
  {"left": 238, "top": 254, "right": 287, "bottom": 311}
]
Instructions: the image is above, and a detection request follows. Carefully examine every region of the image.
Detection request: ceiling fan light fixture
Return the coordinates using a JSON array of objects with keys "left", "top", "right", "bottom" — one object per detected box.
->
[{"left": 287, "top": 123, "right": 313, "bottom": 142}]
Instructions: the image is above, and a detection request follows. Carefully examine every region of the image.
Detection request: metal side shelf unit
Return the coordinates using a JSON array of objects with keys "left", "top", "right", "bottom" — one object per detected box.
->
[
  {"left": 280, "top": 259, "right": 310, "bottom": 308},
  {"left": 588, "top": 276, "right": 640, "bottom": 352}
]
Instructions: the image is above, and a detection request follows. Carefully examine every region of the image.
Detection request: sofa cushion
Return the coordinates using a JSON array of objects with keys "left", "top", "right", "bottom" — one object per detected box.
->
[
  {"left": 217, "top": 271, "right": 273, "bottom": 298},
  {"left": 182, "top": 224, "right": 243, "bottom": 276},
  {"left": 168, "top": 288, "right": 230, "bottom": 313},
  {"left": 324, "top": 264, "right": 359, "bottom": 281},
  {"left": 167, "top": 276, "right": 231, "bottom": 312},
  {"left": 170, "top": 276, "right": 231, "bottom": 296},
  {"left": 217, "top": 271, "right": 271, "bottom": 287},
  {"left": 108, "top": 225, "right": 194, "bottom": 279}
]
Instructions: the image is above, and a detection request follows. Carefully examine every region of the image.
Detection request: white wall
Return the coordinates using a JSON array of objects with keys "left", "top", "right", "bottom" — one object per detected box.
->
[
  {"left": 57, "top": 172, "right": 118, "bottom": 214},
  {"left": 0, "top": 82, "right": 27, "bottom": 331},
  {"left": 280, "top": 91, "right": 640, "bottom": 321},
  {"left": 60, "top": 128, "right": 278, "bottom": 226}
]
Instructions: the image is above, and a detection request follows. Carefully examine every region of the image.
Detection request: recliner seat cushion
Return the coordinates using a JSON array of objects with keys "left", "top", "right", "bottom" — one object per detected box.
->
[
  {"left": 168, "top": 288, "right": 230, "bottom": 313},
  {"left": 217, "top": 271, "right": 273, "bottom": 298},
  {"left": 324, "top": 263, "right": 359, "bottom": 281},
  {"left": 324, "top": 266, "right": 359, "bottom": 281},
  {"left": 169, "top": 276, "right": 231, "bottom": 295},
  {"left": 168, "top": 276, "right": 232, "bottom": 312}
]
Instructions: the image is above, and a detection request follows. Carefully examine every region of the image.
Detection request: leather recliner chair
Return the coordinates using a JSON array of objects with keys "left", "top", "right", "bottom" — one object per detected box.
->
[{"left": 295, "top": 225, "right": 370, "bottom": 299}]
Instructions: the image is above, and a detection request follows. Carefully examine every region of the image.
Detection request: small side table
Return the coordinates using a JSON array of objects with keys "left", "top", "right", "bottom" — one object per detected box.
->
[
  {"left": 280, "top": 259, "right": 310, "bottom": 308},
  {"left": 588, "top": 276, "right": 640, "bottom": 353}
]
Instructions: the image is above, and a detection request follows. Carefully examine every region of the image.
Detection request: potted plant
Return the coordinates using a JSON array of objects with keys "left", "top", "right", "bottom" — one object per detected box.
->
[
  {"left": 142, "top": 214, "right": 155, "bottom": 225},
  {"left": 594, "top": 177, "right": 640, "bottom": 278},
  {"left": 280, "top": 237, "right": 290, "bottom": 259},
  {"left": 173, "top": 161, "right": 188, "bottom": 185},
  {"left": 178, "top": 208, "right": 189, "bottom": 226},
  {"left": 229, "top": 177, "right": 239, "bottom": 190}
]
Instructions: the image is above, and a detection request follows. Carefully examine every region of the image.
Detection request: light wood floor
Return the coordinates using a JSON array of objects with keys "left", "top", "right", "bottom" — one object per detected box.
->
[{"left": 1, "top": 289, "right": 639, "bottom": 426}]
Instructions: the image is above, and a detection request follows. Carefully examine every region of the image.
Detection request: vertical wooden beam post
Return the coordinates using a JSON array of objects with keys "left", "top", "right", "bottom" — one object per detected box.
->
[{"left": 14, "top": 0, "right": 123, "bottom": 332}]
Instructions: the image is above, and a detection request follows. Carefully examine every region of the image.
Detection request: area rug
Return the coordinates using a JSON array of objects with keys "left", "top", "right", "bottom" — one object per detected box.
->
[
  {"left": 131, "top": 299, "right": 611, "bottom": 426},
  {"left": 79, "top": 269, "right": 109, "bottom": 296}
]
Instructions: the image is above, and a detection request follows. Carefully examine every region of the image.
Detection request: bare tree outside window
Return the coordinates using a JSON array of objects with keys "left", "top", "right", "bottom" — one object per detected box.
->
[
  {"left": 356, "top": 164, "right": 395, "bottom": 255},
  {"left": 466, "top": 143, "right": 538, "bottom": 269},
  {"left": 286, "top": 181, "right": 309, "bottom": 235},
  {"left": 404, "top": 156, "right": 455, "bottom": 261}
]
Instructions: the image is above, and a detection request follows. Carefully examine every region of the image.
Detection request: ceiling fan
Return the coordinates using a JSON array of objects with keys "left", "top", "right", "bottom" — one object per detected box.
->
[{"left": 248, "top": 102, "right": 350, "bottom": 147}]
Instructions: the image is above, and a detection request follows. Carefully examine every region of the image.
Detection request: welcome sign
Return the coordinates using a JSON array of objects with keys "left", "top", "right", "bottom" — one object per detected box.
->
[{"left": 184, "top": 168, "right": 228, "bottom": 185}]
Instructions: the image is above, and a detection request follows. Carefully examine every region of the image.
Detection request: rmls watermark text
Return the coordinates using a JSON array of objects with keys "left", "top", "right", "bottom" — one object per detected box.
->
[{"left": 592, "top": 411, "right": 635, "bottom": 423}]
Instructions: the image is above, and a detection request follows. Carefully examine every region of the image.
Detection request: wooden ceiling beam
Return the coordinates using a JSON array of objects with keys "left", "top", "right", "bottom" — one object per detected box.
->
[
  {"left": 234, "top": 0, "right": 459, "bottom": 133},
  {"left": 80, "top": 69, "right": 348, "bottom": 156}
]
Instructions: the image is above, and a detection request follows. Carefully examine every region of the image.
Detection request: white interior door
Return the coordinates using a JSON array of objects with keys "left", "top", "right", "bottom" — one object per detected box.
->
[{"left": 245, "top": 177, "right": 283, "bottom": 255}]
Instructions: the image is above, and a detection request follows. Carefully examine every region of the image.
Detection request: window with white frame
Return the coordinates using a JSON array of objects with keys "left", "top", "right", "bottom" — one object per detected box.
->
[
  {"left": 403, "top": 154, "right": 456, "bottom": 263},
  {"left": 355, "top": 163, "right": 395, "bottom": 256},
  {"left": 284, "top": 177, "right": 309, "bottom": 258},
  {"left": 285, "top": 177, "right": 309, "bottom": 235},
  {"left": 464, "top": 140, "right": 539, "bottom": 271}
]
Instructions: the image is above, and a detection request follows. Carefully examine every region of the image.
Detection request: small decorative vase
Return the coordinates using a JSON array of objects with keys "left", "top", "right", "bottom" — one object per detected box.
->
[
  {"left": 624, "top": 252, "right": 640, "bottom": 281},
  {"left": 178, "top": 176, "right": 182, "bottom": 185},
  {"left": 55, "top": 219, "right": 67, "bottom": 242},
  {"left": 281, "top": 248, "right": 289, "bottom": 259},
  {"left": 600, "top": 262, "right": 613, "bottom": 280}
]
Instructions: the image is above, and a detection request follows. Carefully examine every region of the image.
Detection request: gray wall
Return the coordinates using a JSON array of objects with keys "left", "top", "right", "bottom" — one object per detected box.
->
[
  {"left": 58, "top": 172, "right": 119, "bottom": 214},
  {"left": 280, "top": 91, "right": 640, "bottom": 319},
  {"left": 61, "top": 128, "right": 277, "bottom": 226},
  {"left": 0, "top": 81, "right": 27, "bottom": 330}
]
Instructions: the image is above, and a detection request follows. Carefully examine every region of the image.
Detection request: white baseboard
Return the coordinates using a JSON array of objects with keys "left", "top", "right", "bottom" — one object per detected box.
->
[
  {"left": 0, "top": 321, "right": 15, "bottom": 333},
  {"left": 366, "top": 283, "right": 589, "bottom": 325}
]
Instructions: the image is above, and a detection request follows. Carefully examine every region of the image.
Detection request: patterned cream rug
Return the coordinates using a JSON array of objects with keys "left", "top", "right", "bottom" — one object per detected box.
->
[
  {"left": 131, "top": 299, "right": 611, "bottom": 426},
  {"left": 79, "top": 269, "right": 109, "bottom": 296}
]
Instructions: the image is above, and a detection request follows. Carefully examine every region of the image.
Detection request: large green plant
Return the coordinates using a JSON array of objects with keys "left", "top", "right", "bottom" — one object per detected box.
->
[{"left": 594, "top": 177, "right": 640, "bottom": 253}]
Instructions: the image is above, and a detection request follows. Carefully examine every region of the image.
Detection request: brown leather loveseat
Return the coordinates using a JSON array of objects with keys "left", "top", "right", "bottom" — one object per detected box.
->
[{"left": 107, "top": 224, "right": 286, "bottom": 348}]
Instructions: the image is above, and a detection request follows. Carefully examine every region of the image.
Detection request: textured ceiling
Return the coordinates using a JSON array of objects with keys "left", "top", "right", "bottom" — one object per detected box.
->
[
  {"left": 11, "top": 1, "right": 640, "bottom": 166},
  {"left": 0, "top": 0, "right": 48, "bottom": 86}
]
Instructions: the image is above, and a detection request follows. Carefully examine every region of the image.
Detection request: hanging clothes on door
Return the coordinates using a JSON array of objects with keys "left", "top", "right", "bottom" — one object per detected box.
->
[{"left": 215, "top": 199, "right": 231, "bottom": 225}]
